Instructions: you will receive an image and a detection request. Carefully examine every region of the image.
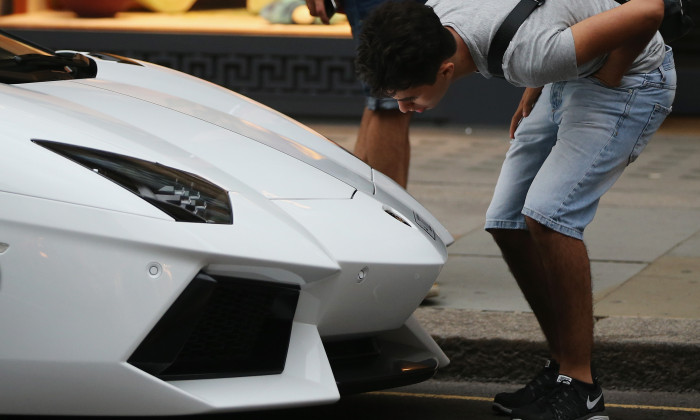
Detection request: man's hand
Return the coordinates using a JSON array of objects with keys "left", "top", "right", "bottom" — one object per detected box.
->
[
  {"left": 592, "top": 60, "right": 624, "bottom": 88},
  {"left": 510, "top": 86, "right": 543, "bottom": 139},
  {"left": 305, "top": 0, "right": 331, "bottom": 24},
  {"left": 571, "top": 0, "right": 664, "bottom": 83}
]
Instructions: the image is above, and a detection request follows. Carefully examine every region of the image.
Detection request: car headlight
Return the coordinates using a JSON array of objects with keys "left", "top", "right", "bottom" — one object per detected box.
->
[{"left": 34, "top": 140, "right": 233, "bottom": 224}]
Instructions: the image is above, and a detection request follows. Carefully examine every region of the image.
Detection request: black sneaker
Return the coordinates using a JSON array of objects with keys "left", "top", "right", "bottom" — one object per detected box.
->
[
  {"left": 510, "top": 374, "right": 609, "bottom": 420},
  {"left": 492, "top": 359, "right": 559, "bottom": 415}
]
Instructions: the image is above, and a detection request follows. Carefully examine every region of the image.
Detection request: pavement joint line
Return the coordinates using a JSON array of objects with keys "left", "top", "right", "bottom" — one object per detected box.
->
[
  {"left": 443, "top": 254, "right": 655, "bottom": 265},
  {"left": 445, "top": 253, "right": 651, "bottom": 264},
  {"left": 446, "top": 253, "right": 503, "bottom": 258},
  {"left": 371, "top": 392, "right": 700, "bottom": 413},
  {"left": 588, "top": 259, "right": 650, "bottom": 265}
]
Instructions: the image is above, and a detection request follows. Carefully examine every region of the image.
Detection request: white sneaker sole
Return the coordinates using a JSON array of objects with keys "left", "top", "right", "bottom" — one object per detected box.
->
[{"left": 512, "top": 414, "right": 608, "bottom": 420}]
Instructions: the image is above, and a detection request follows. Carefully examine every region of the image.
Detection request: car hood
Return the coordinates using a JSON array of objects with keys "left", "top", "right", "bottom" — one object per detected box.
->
[
  {"left": 10, "top": 55, "right": 374, "bottom": 201},
  {"left": 0, "top": 54, "right": 453, "bottom": 245}
]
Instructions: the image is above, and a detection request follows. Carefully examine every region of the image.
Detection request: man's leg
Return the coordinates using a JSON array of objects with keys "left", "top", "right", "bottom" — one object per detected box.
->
[
  {"left": 489, "top": 227, "right": 563, "bottom": 415},
  {"left": 524, "top": 218, "right": 594, "bottom": 384},
  {"left": 508, "top": 220, "right": 605, "bottom": 420},
  {"left": 488, "top": 218, "right": 596, "bottom": 415},
  {"left": 354, "top": 107, "right": 412, "bottom": 188},
  {"left": 485, "top": 83, "right": 563, "bottom": 414},
  {"left": 489, "top": 228, "right": 560, "bottom": 359}
]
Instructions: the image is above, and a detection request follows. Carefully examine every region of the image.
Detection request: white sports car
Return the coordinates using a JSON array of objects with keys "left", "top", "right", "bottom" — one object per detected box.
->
[{"left": 0, "top": 30, "right": 452, "bottom": 415}]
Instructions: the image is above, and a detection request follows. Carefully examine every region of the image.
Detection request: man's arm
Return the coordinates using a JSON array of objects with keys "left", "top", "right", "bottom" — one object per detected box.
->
[
  {"left": 305, "top": 0, "right": 332, "bottom": 24},
  {"left": 510, "top": 86, "right": 544, "bottom": 139},
  {"left": 510, "top": 0, "right": 662, "bottom": 136},
  {"left": 570, "top": 0, "right": 664, "bottom": 86},
  {"left": 592, "top": 43, "right": 653, "bottom": 87}
]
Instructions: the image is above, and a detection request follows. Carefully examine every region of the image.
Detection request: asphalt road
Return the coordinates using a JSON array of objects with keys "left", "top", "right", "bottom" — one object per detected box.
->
[
  {"left": 220, "top": 380, "right": 700, "bottom": 420},
  {"left": 3, "top": 380, "right": 697, "bottom": 419}
]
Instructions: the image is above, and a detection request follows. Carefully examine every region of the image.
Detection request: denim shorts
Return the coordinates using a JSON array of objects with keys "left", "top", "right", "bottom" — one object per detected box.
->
[
  {"left": 485, "top": 46, "right": 677, "bottom": 240},
  {"left": 345, "top": 0, "right": 425, "bottom": 111}
]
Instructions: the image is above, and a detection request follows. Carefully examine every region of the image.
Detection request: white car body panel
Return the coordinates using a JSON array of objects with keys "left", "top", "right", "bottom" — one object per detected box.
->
[{"left": 0, "top": 44, "right": 453, "bottom": 415}]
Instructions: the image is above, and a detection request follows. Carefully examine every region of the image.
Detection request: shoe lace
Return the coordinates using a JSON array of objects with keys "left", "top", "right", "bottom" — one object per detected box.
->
[
  {"left": 543, "top": 384, "right": 586, "bottom": 420},
  {"left": 524, "top": 366, "right": 557, "bottom": 396}
]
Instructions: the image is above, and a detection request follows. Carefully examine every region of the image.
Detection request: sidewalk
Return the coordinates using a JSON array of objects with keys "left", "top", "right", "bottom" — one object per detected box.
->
[{"left": 305, "top": 116, "right": 700, "bottom": 393}]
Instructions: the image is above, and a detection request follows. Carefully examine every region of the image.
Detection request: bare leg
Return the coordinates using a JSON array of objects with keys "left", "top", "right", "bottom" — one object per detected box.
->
[
  {"left": 354, "top": 107, "right": 412, "bottom": 188},
  {"left": 525, "top": 216, "right": 594, "bottom": 384},
  {"left": 489, "top": 228, "right": 561, "bottom": 361}
]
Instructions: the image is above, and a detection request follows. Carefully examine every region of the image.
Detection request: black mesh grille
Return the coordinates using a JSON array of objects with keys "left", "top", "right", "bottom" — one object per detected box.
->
[
  {"left": 128, "top": 272, "right": 300, "bottom": 380},
  {"left": 322, "top": 336, "right": 439, "bottom": 395}
]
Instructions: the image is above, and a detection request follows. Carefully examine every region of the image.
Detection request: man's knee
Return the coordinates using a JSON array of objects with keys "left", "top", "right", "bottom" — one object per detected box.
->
[
  {"left": 524, "top": 216, "right": 562, "bottom": 242},
  {"left": 488, "top": 228, "right": 527, "bottom": 252},
  {"left": 524, "top": 216, "right": 548, "bottom": 235},
  {"left": 524, "top": 216, "right": 585, "bottom": 248},
  {"left": 488, "top": 228, "right": 508, "bottom": 243}
]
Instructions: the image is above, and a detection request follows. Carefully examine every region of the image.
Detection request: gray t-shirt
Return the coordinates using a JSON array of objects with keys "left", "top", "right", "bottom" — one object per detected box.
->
[{"left": 426, "top": 0, "right": 666, "bottom": 87}]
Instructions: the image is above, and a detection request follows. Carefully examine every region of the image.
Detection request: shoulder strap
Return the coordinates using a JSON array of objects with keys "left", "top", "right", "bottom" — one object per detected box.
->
[{"left": 487, "top": 0, "right": 545, "bottom": 78}]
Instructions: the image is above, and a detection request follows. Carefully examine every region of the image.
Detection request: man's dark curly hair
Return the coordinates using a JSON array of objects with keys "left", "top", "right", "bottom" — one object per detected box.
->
[{"left": 355, "top": 1, "right": 457, "bottom": 98}]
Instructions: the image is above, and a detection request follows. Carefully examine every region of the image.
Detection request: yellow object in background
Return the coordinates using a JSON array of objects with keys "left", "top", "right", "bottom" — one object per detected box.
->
[
  {"left": 138, "top": 0, "right": 198, "bottom": 13},
  {"left": 290, "top": 5, "right": 314, "bottom": 24}
]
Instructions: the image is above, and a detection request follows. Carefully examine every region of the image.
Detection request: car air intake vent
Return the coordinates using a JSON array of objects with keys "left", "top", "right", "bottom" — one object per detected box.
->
[
  {"left": 322, "top": 336, "right": 439, "bottom": 395},
  {"left": 383, "top": 206, "right": 411, "bottom": 227},
  {"left": 128, "top": 272, "right": 300, "bottom": 380}
]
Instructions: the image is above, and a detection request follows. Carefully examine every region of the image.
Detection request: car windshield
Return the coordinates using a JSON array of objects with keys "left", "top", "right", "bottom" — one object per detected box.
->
[
  {"left": 0, "top": 35, "right": 50, "bottom": 59},
  {"left": 0, "top": 31, "right": 96, "bottom": 83}
]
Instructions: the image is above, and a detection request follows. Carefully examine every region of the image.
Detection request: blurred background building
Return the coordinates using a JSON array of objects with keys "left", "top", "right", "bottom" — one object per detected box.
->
[{"left": 1, "top": 0, "right": 697, "bottom": 126}]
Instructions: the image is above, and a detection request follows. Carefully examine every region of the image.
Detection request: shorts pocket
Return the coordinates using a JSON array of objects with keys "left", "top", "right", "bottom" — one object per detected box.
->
[
  {"left": 586, "top": 73, "right": 645, "bottom": 91},
  {"left": 628, "top": 103, "right": 672, "bottom": 165}
]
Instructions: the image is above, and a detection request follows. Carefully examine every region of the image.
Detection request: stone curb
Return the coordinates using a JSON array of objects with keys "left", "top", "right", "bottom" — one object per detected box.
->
[{"left": 414, "top": 307, "right": 700, "bottom": 393}]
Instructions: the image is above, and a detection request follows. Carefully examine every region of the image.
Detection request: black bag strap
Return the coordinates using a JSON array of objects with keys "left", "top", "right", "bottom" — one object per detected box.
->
[{"left": 487, "top": 0, "right": 545, "bottom": 78}]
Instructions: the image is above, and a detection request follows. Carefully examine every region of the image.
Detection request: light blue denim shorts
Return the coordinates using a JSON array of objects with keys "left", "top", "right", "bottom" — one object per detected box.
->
[{"left": 485, "top": 46, "right": 677, "bottom": 240}]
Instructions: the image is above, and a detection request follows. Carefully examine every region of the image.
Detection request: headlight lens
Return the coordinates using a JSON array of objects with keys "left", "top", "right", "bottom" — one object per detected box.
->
[{"left": 34, "top": 140, "right": 233, "bottom": 224}]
